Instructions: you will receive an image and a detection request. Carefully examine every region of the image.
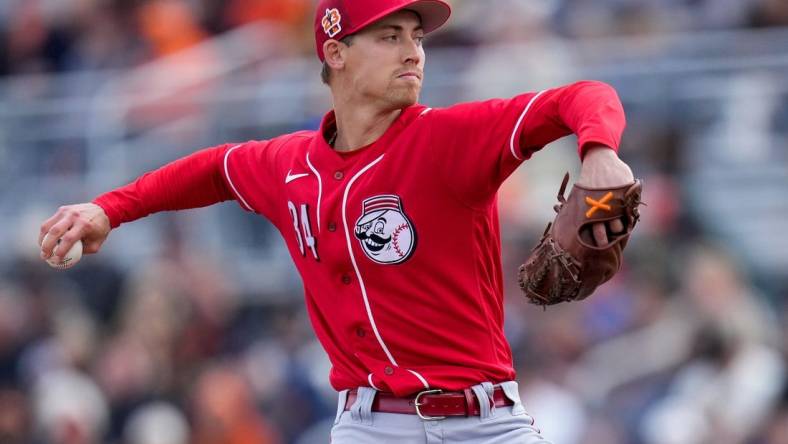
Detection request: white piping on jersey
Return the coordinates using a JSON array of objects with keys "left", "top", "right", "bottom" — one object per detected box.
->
[
  {"left": 419, "top": 108, "right": 433, "bottom": 117},
  {"left": 509, "top": 89, "right": 548, "bottom": 161},
  {"left": 367, "top": 373, "right": 381, "bottom": 391},
  {"left": 223, "top": 144, "right": 254, "bottom": 212},
  {"left": 305, "top": 153, "right": 322, "bottom": 233},
  {"left": 407, "top": 369, "right": 430, "bottom": 389},
  {"left": 341, "top": 154, "right": 399, "bottom": 367}
]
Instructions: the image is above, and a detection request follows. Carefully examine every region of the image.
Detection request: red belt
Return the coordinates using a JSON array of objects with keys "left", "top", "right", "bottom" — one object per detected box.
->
[{"left": 344, "top": 387, "right": 514, "bottom": 420}]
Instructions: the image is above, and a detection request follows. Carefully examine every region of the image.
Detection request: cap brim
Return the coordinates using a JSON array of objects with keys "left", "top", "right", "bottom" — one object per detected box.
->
[
  {"left": 347, "top": 0, "right": 451, "bottom": 37},
  {"left": 403, "top": 0, "right": 452, "bottom": 35}
]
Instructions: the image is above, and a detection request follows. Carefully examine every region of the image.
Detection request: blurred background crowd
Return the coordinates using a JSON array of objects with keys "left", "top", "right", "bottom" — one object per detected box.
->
[
  {"left": 2, "top": 0, "right": 788, "bottom": 77},
  {"left": 1, "top": 0, "right": 787, "bottom": 443}
]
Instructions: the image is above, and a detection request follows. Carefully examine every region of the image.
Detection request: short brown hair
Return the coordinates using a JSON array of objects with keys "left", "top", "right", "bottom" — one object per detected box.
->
[{"left": 320, "top": 35, "right": 355, "bottom": 85}]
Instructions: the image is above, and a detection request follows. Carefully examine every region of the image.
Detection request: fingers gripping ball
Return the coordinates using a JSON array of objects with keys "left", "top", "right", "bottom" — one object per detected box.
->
[
  {"left": 43, "top": 234, "right": 83, "bottom": 270},
  {"left": 518, "top": 173, "right": 643, "bottom": 306}
]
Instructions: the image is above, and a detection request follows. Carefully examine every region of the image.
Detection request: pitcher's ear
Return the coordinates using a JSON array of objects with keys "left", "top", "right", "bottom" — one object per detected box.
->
[{"left": 324, "top": 40, "right": 345, "bottom": 70}]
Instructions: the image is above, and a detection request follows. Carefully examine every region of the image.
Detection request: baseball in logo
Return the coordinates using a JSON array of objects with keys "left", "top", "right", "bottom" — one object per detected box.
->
[
  {"left": 322, "top": 8, "right": 342, "bottom": 38},
  {"left": 354, "top": 195, "right": 416, "bottom": 264}
]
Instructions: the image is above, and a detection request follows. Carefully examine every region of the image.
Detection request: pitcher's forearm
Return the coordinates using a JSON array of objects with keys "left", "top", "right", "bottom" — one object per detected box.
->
[{"left": 93, "top": 145, "right": 236, "bottom": 228}]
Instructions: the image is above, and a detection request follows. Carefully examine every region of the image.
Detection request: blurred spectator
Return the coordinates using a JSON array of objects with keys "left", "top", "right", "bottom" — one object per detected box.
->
[
  {"left": 93, "top": 334, "right": 158, "bottom": 440},
  {"left": 68, "top": 0, "right": 144, "bottom": 72},
  {"left": 137, "top": 0, "right": 208, "bottom": 58},
  {"left": 33, "top": 368, "right": 109, "bottom": 444},
  {"left": 222, "top": 0, "right": 311, "bottom": 29},
  {"left": 0, "top": 283, "right": 34, "bottom": 384},
  {"left": 123, "top": 401, "right": 189, "bottom": 444},
  {"left": 191, "top": 364, "right": 281, "bottom": 444},
  {"left": 750, "top": 0, "right": 788, "bottom": 27},
  {"left": 0, "top": 388, "right": 31, "bottom": 444},
  {"left": 1, "top": 0, "right": 73, "bottom": 75}
]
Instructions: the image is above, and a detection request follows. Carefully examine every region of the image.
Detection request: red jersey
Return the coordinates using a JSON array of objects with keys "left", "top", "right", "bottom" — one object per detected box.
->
[{"left": 95, "top": 81, "right": 626, "bottom": 396}]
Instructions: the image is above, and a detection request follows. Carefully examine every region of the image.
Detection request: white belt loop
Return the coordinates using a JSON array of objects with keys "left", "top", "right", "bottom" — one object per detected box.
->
[
  {"left": 500, "top": 381, "right": 527, "bottom": 415},
  {"left": 350, "top": 386, "right": 377, "bottom": 425},
  {"left": 482, "top": 381, "right": 495, "bottom": 416},
  {"left": 470, "top": 382, "right": 495, "bottom": 420},
  {"left": 334, "top": 390, "right": 349, "bottom": 425}
]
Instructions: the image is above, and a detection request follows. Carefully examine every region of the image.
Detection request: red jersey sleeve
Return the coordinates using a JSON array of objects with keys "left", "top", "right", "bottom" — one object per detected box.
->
[
  {"left": 426, "top": 80, "right": 626, "bottom": 207},
  {"left": 93, "top": 141, "right": 279, "bottom": 228}
]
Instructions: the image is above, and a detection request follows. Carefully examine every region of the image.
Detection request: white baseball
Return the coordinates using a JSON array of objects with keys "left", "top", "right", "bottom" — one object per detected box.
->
[{"left": 43, "top": 234, "right": 83, "bottom": 270}]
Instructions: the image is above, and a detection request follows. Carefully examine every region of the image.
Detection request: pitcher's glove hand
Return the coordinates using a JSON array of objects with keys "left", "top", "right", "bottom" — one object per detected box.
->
[{"left": 518, "top": 173, "right": 643, "bottom": 306}]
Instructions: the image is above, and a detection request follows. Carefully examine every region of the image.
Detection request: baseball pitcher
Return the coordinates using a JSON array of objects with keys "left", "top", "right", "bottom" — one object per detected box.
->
[{"left": 39, "top": 1, "right": 641, "bottom": 442}]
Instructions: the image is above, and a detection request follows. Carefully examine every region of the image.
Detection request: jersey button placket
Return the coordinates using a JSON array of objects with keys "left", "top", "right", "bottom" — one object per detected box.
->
[
  {"left": 384, "top": 366, "right": 394, "bottom": 375},
  {"left": 341, "top": 274, "right": 352, "bottom": 285},
  {"left": 333, "top": 171, "right": 344, "bottom": 180},
  {"left": 355, "top": 327, "right": 366, "bottom": 338},
  {"left": 327, "top": 222, "right": 337, "bottom": 232}
]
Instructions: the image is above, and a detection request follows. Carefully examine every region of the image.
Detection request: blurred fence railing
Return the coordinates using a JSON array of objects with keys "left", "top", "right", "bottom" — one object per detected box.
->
[{"left": 2, "top": 25, "right": 787, "bottom": 294}]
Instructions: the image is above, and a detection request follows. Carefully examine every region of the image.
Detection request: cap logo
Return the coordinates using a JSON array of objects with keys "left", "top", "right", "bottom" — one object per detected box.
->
[{"left": 322, "top": 8, "right": 343, "bottom": 38}]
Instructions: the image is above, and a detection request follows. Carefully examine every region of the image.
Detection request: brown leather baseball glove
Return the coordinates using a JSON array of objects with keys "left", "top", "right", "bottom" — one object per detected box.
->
[{"left": 518, "top": 173, "right": 643, "bottom": 306}]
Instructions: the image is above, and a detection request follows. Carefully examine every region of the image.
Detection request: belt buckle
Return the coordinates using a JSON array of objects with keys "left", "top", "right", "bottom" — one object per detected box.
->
[{"left": 414, "top": 389, "right": 445, "bottom": 421}]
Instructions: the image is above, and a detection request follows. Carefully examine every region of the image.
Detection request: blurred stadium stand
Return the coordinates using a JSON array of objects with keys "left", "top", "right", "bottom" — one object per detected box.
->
[{"left": 2, "top": 25, "right": 786, "bottom": 291}]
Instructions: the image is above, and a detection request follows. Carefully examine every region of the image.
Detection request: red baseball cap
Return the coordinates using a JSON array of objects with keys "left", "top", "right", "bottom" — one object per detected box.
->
[{"left": 314, "top": 0, "right": 452, "bottom": 62}]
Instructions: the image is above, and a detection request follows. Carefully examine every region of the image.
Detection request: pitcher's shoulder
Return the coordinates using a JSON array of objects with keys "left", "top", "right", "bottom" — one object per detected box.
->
[{"left": 232, "top": 130, "right": 316, "bottom": 156}]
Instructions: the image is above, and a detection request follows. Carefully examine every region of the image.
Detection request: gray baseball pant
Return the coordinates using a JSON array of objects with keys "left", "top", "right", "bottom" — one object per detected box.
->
[{"left": 330, "top": 381, "right": 553, "bottom": 444}]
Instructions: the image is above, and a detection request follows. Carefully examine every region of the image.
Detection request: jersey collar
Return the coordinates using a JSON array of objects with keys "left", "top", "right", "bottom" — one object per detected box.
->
[{"left": 309, "top": 104, "right": 428, "bottom": 168}]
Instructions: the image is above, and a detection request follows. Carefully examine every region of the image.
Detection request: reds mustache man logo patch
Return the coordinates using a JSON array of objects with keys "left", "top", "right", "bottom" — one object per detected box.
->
[{"left": 354, "top": 195, "right": 416, "bottom": 264}]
